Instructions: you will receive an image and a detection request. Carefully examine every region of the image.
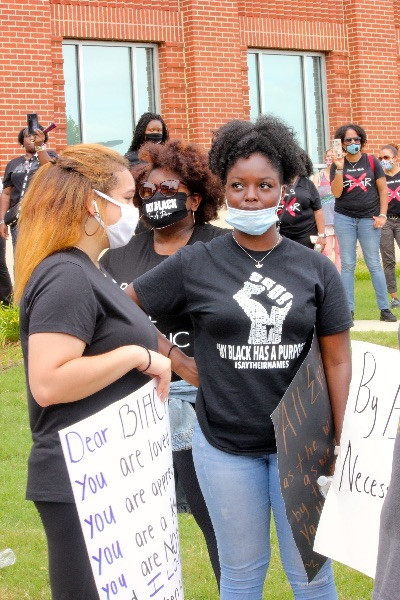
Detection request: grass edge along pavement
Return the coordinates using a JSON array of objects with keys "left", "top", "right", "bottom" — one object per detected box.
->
[{"left": 3, "top": 330, "right": 398, "bottom": 599}]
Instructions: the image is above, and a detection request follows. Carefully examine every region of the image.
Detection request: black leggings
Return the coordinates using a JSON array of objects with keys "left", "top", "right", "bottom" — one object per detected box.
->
[
  {"left": 35, "top": 501, "right": 99, "bottom": 600},
  {"left": 173, "top": 449, "right": 220, "bottom": 586},
  {"left": 0, "top": 236, "right": 12, "bottom": 305}
]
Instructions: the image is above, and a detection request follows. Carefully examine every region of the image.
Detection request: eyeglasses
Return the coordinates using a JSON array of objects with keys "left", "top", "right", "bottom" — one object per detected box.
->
[
  {"left": 139, "top": 180, "right": 185, "bottom": 200},
  {"left": 378, "top": 155, "right": 392, "bottom": 161},
  {"left": 344, "top": 137, "right": 361, "bottom": 143}
]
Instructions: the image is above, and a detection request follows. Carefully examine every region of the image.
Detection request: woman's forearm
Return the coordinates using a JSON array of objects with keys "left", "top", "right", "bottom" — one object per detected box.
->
[{"left": 29, "top": 334, "right": 156, "bottom": 407}]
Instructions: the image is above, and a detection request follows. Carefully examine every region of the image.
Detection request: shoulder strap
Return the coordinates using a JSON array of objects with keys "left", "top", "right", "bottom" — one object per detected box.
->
[{"left": 367, "top": 154, "right": 375, "bottom": 174}]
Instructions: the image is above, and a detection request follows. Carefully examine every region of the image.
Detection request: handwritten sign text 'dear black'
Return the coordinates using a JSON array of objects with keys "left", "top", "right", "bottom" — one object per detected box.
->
[{"left": 271, "top": 331, "right": 336, "bottom": 582}]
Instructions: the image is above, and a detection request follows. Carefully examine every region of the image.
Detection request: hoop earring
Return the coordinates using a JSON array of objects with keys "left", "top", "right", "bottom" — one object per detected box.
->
[
  {"left": 84, "top": 214, "right": 101, "bottom": 237},
  {"left": 192, "top": 210, "right": 196, "bottom": 224}
]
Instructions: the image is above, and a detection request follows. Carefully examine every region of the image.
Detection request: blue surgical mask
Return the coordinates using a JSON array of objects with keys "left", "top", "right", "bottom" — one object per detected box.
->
[
  {"left": 226, "top": 205, "right": 279, "bottom": 236},
  {"left": 380, "top": 159, "right": 393, "bottom": 170},
  {"left": 346, "top": 143, "right": 361, "bottom": 155}
]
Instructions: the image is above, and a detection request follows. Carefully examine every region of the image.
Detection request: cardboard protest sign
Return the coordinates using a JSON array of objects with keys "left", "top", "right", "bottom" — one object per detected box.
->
[
  {"left": 314, "top": 341, "right": 399, "bottom": 578},
  {"left": 271, "top": 332, "right": 335, "bottom": 582},
  {"left": 59, "top": 380, "right": 183, "bottom": 600}
]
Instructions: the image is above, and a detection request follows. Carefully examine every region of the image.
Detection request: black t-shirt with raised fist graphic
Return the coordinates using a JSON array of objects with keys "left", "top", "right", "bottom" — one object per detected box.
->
[
  {"left": 278, "top": 176, "right": 321, "bottom": 239},
  {"left": 134, "top": 234, "right": 351, "bottom": 456}
]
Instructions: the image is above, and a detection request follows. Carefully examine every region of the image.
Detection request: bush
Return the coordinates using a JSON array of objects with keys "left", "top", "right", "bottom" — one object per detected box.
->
[{"left": 0, "top": 302, "right": 20, "bottom": 344}]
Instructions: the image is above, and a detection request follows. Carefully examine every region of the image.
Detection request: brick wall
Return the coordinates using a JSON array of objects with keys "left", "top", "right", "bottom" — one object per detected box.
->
[{"left": 1, "top": 0, "right": 399, "bottom": 171}]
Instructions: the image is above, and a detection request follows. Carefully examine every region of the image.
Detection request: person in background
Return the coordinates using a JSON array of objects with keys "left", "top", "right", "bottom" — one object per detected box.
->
[
  {"left": 125, "top": 112, "right": 169, "bottom": 169},
  {"left": 278, "top": 149, "right": 326, "bottom": 250},
  {"left": 330, "top": 123, "right": 397, "bottom": 322},
  {"left": 14, "top": 144, "right": 172, "bottom": 599},
  {"left": 0, "top": 175, "right": 12, "bottom": 304},
  {"left": 313, "top": 149, "right": 341, "bottom": 271},
  {"left": 101, "top": 138, "right": 225, "bottom": 586},
  {"left": 0, "top": 126, "right": 56, "bottom": 250},
  {"left": 125, "top": 115, "right": 352, "bottom": 599},
  {"left": 378, "top": 144, "right": 400, "bottom": 309}
]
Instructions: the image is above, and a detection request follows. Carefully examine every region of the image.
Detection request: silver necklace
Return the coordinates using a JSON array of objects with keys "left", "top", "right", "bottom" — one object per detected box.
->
[
  {"left": 232, "top": 233, "right": 282, "bottom": 268},
  {"left": 345, "top": 155, "right": 362, "bottom": 170}
]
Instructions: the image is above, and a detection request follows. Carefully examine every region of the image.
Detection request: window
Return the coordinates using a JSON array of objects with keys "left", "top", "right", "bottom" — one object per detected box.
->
[
  {"left": 62, "top": 42, "right": 158, "bottom": 155},
  {"left": 247, "top": 51, "right": 327, "bottom": 165}
]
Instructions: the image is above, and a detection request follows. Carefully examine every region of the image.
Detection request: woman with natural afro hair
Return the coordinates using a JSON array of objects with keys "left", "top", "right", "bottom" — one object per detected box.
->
[
  {"left": 125, "top": 115, "right": 352, "bottom": 599},
  {"left": 101, "top": 137, "right": 226, "bottom": 587}
]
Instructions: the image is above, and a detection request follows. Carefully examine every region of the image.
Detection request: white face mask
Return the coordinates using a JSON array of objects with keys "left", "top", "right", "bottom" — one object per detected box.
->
[{"left": 92, "top": 189, "right": 139, "bottom": 249}]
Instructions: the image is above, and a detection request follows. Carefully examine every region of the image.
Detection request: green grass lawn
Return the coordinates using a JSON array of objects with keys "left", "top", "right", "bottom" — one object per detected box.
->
[
  {"left": 2, "top": 330, "right": 398, "bottom": 600},
  {"left": 354, "top": 257, "right": 400, "bottom": 320}
]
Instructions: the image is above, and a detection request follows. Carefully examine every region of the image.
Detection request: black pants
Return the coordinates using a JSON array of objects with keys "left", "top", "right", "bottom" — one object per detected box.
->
[
  {"left": 173, "top": 449, "right": 220, "bottom": 586},
  {"left": 35, "top": 502, "right": 99, "bottom": 600},
  {"left": 0, "top": 236, "right": 12, "bottom": 305}
]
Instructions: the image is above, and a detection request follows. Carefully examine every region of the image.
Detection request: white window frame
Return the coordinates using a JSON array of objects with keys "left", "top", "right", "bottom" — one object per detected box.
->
[
  {"left": 63, "top": 40, "right": 160, "bottom": 143},
  {"left": 248, "top": 49, "right": 329, "bottom": 165}
]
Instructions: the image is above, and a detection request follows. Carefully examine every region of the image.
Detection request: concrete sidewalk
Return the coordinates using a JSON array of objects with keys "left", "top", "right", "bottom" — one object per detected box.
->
[{"left": 352, "top": 319, "right": 399, "bottom": 332}]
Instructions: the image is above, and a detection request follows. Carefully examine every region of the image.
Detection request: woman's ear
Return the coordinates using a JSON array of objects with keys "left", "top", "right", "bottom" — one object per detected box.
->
[
  {"left": 189, "top": 193, "right": 202, "bottom": 211},
  {"left": 85, "top": 192, "right": 98, "bottom": 217}
]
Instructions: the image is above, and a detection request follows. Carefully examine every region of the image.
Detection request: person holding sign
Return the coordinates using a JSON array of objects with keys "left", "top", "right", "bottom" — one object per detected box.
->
[
  {"left": 126, "top": 115, "right": 352, "bottom": 599},
  {"left": 101, "top": 138, "right": 225, "bottom": 585},
  {"left": 13, "top": 144, "right": 172, "bottom": 600}
]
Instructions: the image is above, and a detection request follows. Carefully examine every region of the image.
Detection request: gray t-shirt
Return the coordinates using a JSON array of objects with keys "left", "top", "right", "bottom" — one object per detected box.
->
[
  {"left": 134, "top": 235, "right": 352, "bottom": 456},
  {"left": 19, "top": 248, "right": 157, "bottom": 502}
]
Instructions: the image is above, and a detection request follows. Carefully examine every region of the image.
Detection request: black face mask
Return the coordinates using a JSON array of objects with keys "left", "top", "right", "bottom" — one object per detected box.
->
[
  {"left": 143, "top": 192, "right": 189, "bottom": 228},
  {"left": 144, "top": 132, "right": 163, "bottom": 144}
]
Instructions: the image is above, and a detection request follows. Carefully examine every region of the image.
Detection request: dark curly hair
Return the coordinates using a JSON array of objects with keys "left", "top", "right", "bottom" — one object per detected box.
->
[
  {"left": 18, "top": 125, "right": 48, "bottom": 145},
  {"left": 208, "top": 115, "right": 304, "bottom": 185},
  {"left": 127, "top": 112, "right": 169, "bottom": 152},
  {"left": 333, "top": 123, "right": 367, "bottom": 148},
  {"left": 132, "top": 139, "right": 225, "bottom": 224},
  {"left": 298, "top": 149, "right": 314, "bottom": 177}
]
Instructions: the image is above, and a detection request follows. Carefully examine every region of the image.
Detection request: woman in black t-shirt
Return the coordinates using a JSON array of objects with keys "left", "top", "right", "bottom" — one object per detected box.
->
[
  {"left": 278, "top": 150, "right": 326, "bottom": 250},
  {"left": 101, "top": 138, "right": 225, "bottom": 587},
  {"left": 330, "top": 123, "right": 396, "bottom": 322},
  {"left": 125, "top": 111, "right": 169, "bottom": 168},
  {"left": 14, "top": 144, "right": 172, "bottom": 600},
  {"left": 378, "top": 144, "right": 400, "bottom": 310},
  {"left": 126, "top": 116, "right": 352, "bottom": 599}
]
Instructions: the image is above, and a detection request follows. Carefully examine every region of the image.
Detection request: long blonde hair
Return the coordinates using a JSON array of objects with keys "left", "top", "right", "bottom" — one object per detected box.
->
[{"left": 14, "top": 143, "right": 129, "bottom": 301}]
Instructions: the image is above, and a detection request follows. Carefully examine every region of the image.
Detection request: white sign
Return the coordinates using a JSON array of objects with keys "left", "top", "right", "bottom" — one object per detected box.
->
[
  {"left": 314, "top": 341, "right": 399, "bottom": 578},
  {"left": 59, "top": 380, "right": 183, "bottom": 600}
]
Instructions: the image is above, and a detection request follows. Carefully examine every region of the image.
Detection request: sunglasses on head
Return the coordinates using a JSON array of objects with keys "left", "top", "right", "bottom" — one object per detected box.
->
[
  {"left": 139, "top": 180, "right": 184, "bottom": 200},
  {"left": 378, "top": 155, "right": 392, "bottom": 161},
  {"left": 344, "top": 137, "right": 361, "bottom": 143}
]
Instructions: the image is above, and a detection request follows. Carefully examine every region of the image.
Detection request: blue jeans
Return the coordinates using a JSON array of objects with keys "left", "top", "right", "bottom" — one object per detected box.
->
[
  {"left": 192, "top": 423, "right": 337, "bottom": 600},
  {"left": 334, "top": 212, "right": 389, "bottom": 311}
]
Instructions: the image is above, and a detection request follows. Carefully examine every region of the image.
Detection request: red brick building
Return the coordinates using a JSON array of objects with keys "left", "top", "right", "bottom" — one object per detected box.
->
[{"left": 0, "top": 0, "right": 399, "bottom": 172}]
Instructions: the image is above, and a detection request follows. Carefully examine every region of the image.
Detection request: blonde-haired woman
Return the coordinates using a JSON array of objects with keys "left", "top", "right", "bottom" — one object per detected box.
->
[{"left": 15, "top": 144, "right": 173, "bottom": 599}]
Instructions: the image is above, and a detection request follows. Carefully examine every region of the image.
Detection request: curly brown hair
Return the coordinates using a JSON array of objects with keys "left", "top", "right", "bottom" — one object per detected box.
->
[{"left": 132, "top": 139, "right": 225, "bottom": 224}]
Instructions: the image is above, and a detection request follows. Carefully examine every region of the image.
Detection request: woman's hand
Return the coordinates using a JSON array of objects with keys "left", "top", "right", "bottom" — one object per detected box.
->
[
  {"left": 33, "top": 128, "right": 45, "bottom": 147},
  {"left": 138, "top": 349, "right": 171, "bottom": 402},
  {"left": 172, "top": 354, "right": 199, "bottom": 388},
  {"left": 372, "top": 214, "right": 387, "bottom": 229},
  {"left": 332, "top": 153, "right": 344, "bottom": 170},
  {"left": 316, "top": 235, "right": 327, "bottom": 248}
]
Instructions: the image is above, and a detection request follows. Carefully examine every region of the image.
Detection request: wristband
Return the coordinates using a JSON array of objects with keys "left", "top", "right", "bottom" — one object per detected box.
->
[
  {"left": 378, "top": 213, "right": 387, "bottom": 219},
  {"left": 136, "top": 345, "right": 152, "bottom": 373},
  {"left": 317, "top": 233, "right": 327, "bottom": 238},
  {"left": 336, "top": 169, "right": 343, "bottom": 173},
  {"left": 35, "top": 144, "right": 46, "bottom": 152},
  {"left": 167, "top": 344, "right": 178, "bottom": 358}
]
